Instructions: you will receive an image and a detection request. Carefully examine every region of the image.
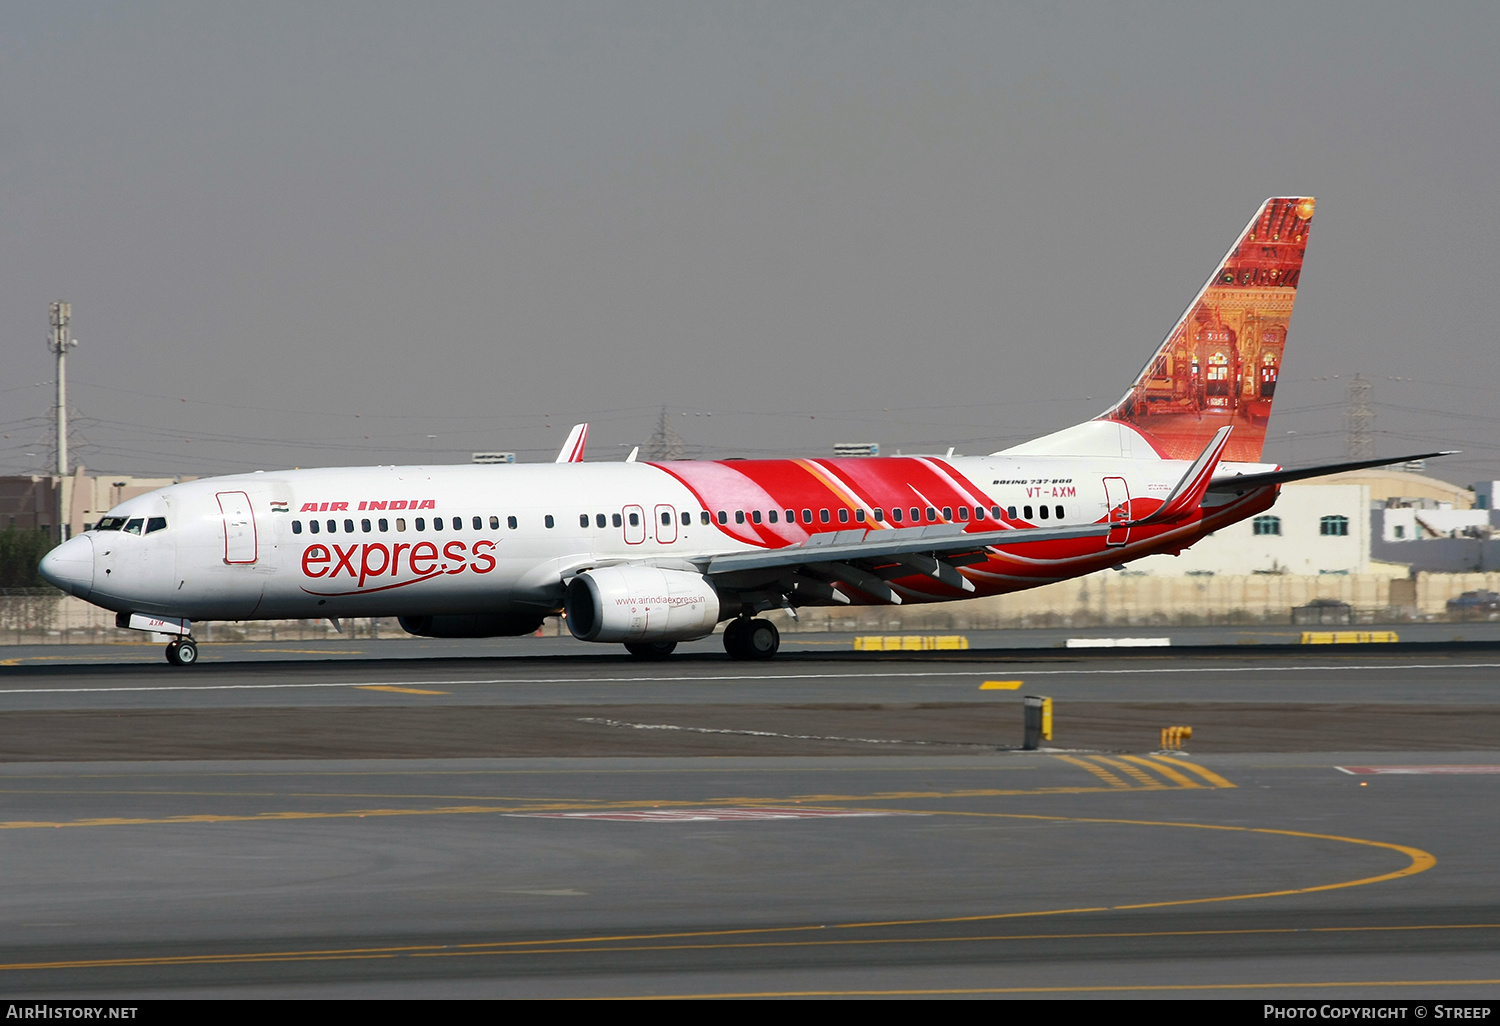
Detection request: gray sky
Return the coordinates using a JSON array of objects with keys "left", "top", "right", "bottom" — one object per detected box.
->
[{"left": 3, "top": 2, "right": 1498, "bottom": 484}]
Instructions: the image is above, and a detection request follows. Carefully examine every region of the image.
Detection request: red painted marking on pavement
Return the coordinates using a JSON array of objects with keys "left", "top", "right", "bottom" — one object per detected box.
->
[{"left": 1336, "top": 766, "right": 1500, "bottom": 775}]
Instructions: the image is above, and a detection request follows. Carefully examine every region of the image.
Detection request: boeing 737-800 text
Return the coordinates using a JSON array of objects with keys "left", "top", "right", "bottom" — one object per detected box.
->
[{"left": 38, "top": 197, "right": 1446, "bottom": 664}]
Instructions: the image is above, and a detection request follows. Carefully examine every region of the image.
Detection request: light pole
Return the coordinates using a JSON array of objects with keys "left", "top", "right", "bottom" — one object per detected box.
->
[{"left": 49, "top": 303, "right": 78, "bottom": 540}]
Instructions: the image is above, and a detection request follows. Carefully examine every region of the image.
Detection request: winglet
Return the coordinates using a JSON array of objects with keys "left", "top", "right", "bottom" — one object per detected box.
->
[
  {"left": 1133, "top": 425, "right": 1233, "bottom": 525},
  {"left": 555, "top": 423, "right": 589, "bottom": 463}
]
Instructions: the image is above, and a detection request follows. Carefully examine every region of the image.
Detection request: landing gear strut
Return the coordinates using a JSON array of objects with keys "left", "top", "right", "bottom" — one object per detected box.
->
[
  {"left": 164, "top": 637, "right": 199, "bottom": 667},
  {"left": 723, "top": 617, "right": 779, "bottom": 660}
]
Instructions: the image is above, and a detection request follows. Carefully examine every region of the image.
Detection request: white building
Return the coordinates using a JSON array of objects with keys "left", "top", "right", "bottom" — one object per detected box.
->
[{"left": 1128, "top": 483, "right": 1377, "bottom": 577}]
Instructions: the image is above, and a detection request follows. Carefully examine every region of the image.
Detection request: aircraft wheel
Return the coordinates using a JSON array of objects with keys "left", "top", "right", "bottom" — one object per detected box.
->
[
  {"left": 165, "top": 638, "right": 199, "bottom": 667},
  {"left": 624, "top": 640, "right": 677, "bottom": 659},
  {"left": 722, "top": 618, "right": 750, "bottom": 659},
  {"left": 745, "top": 619, "right": 780, "bottom": 660}
]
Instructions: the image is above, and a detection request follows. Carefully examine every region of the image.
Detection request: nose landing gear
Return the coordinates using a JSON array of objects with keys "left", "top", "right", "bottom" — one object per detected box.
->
[
  {"left": 165, "top": 637, "right": 199, "bottom": 667},
  {"left": 723, "top": 617, "right": 779, "bottom": 660}
]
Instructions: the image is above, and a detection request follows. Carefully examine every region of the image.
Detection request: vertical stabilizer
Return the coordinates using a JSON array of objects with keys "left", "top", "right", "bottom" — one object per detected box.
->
[{"left": 1098, "top": 196, "right": 1314, "bottom": 463}]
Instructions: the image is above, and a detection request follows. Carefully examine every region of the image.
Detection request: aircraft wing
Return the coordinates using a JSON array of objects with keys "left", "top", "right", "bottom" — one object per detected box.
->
[
  {"left": 555, "top": 424, "right": 589, "bottom": 463},
  {"left": 702, "top": 520, "right": 1113, "bottom": 601}
]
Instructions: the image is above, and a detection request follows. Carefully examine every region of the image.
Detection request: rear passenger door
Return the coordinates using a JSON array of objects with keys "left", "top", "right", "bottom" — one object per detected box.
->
[{"left": 654, "top": 504, "right": 677, "bottom": 544}]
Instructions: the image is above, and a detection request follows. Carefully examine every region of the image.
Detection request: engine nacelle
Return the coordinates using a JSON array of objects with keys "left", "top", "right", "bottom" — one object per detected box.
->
[
  {"left": 565, "top": 566, "right": 721, "bottom": 643},
  {"left": 398, "top": 613, "right": 545, "bottom": 638}
]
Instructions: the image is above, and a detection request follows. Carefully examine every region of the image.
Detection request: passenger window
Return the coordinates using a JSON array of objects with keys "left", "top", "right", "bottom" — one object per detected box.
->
[
  {"left": 768, "top": 510, "right": 779, "bottom": 524},
  {"left": 361, "top": 519, "right": 372, "bottom": 533},
  {"left": 1039, "top": 505, "right": 1049, "bottom": 520},
  {"left": 785, "top": 510, "right": 795, "bottom": 524},
  {"left": 681, "top": 512, "right": 690, "bottom": 526},
  {"left": 396, "top": 518, "right": 407, "bottom": 532},
  {"left": 700, "top": 511, "right": 711, "bottom": 525},
  {"left": 432, "top": 517, "right": 443, "bottom": 532},
  {"left": 580, "top": 514, "right": 590, "bottom": 528},
  {"left": 452, "top": 517, "right": 461, "bottom": 530},
  {"left": 973, "top": 507, "right": 984, "bottom": 521},
  {"left": 379, "top": 519, "right": 389, "bottom": 532},
  {"left": 717, "top": 511, "right": 728, "bottom": 525},
  {"left": 344, "top": 519, "right": 355, "bottom": 533},
  {"left": 924, "top": 507, "right": 934, "bottom": 521},
  {"left": 838, "top": 508, "right": 849, "bottom": 523},
  {"left": 942, "top": 507, "right": 952, "bottom": 521},
  {"left": 545, "top": 515, "right": 555, "bottom": 529},
  {"left": 911, "top": 507, "right": 921, "bottom": 522},
  {"left": 735, "top": 510, "right": 745, "bottom": 525},
  {"left": 873, "top": 508, "right": 884, "bottom": 522},
  {"left": 474, "top": 516, "right": 483, "bottom": 531},
  {"left": 613, "top": 513, "right": 623, "bottom": 528},
  {"left": 489, "top": 516, "right": 500, "bottom": 530},
  {"left": 597, "top": 514, "right": 607, "bottom": 529},
  {"left": 327, "top": 520, "right": 337, "bottom": 534},
  {"left": 957, "top": 507, "right": 969, "bottom": 521},
  {"left": 751, "top": 510, "right": 762, "bottom": 524},
  {"left": 891, "top": 508, "right": 903, "bottom": 523},
  {"left": 146, "top": 517, "right": 167, "bottom": 534},
  {"left": 1055, "top": 505, "right": 1064, "bottom": 519},
  {"left": 292, "top": 521, "right": 303, "bottom": 535},
  {"left": 628, "top": 512, "right": 638, "bottom": 527},
  {"left": 855, "top": 509, "right": 865, "bottom": 523},
  {"left": 507, "top": 516, "right": 517, "bottom": 529},
  {"left": 801, "top": 509, "right": 813, "bottom": 524},
  {"left": 309, "top": 520, "right": 320, "bottom": 534},
  {"left": 1023, "top": 506, "right": 1033, "bottom": 519},
  {"left": 1005, "top": 506, "right": 1015, "bottom": 520},
  {"left": 665, "top": 511, "right": 675, "bottom": 526},
  {"left": 415, "top": 518, "right": 425, "bottom": 532}
]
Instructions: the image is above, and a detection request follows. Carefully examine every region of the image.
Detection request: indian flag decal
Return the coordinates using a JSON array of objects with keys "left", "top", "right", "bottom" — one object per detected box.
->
[{"left": 270, "top": 500, "right": 290, "bottom": 514}]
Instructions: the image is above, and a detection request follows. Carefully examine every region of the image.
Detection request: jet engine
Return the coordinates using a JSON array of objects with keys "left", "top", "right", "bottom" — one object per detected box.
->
[
  {"left": 398, "top": 613, "right": 545, "bottom": 638},
  {"left": 564, "top": 565, "right": 721, "bottom": 643}
]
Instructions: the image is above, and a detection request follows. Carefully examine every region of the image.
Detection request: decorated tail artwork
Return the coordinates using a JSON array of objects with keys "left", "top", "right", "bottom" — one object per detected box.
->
[
  {"left": 1100, "top": 196, "right": 1316, "bottom": 463},
  {"left": 39, "top": 196, "right": 1451, "bottom": 664}
]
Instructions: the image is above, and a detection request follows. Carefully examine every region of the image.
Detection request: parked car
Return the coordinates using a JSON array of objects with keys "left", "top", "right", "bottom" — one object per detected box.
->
[{"left": 1447, "top": 590, "right": 1500, "bottom": 620}]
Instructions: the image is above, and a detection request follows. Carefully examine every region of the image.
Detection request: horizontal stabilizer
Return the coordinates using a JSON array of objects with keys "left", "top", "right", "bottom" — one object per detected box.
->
[{"left": 1207, "top": 451, "right": 1456, "bottom": 494}]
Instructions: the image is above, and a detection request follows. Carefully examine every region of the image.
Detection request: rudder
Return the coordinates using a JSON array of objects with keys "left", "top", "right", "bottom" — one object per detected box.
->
[{"left": 1099, "top": 196, "right": 1314, "bottom": 463}]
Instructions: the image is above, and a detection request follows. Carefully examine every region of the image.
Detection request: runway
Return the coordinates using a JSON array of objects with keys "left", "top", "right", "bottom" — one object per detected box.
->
[{"left": 2, "top": 644, "right": 1498, "bottom": 997}]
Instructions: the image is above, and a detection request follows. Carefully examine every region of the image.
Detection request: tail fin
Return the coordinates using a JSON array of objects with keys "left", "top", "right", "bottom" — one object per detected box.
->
[{"left": 1099, "top": 196, "right": 1314, "bottom": 463}]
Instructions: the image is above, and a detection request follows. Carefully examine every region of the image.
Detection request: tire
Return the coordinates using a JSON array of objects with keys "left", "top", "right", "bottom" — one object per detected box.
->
[
  {"left": 624, "top": 640, "right": 677, "bottom": 659},
  {"left": 745, "top": 619, "right": 779, "bottom": 660},
  {"left": 166, "top": 639, "right": 198, "bottom": 667},
  {"left": 722, "top": 618, "right": 750, "bottom": 659}
]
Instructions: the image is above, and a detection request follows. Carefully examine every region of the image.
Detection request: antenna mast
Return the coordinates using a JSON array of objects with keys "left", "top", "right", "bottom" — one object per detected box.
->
[
  {"left": 48, "top": 302, "right": 77, "bottom": 478},
  {"left": 1343, "top": 373, "right": 1374, "bottom": 460}
]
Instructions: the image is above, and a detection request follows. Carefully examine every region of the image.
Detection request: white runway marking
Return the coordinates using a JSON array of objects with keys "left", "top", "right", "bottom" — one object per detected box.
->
[{"left": 0, "top": 662, "right": 1496, "bottom": 697}]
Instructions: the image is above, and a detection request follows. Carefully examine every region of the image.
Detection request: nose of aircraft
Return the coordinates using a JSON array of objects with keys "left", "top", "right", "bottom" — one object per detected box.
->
[{"left": 39, "top": 535, "right": 94, "bottom": 599}]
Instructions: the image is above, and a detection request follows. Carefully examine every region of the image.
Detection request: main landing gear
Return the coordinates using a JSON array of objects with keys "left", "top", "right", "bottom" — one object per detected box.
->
[
  {"left": 164, "top": 636, "right": 199, "bottom": 667},
  {"left": 723, "top": 617, "right": 779, "bottom": 660}
]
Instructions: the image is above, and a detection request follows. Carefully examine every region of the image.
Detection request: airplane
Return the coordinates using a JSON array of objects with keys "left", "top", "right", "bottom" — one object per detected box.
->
[{"left": 39, "top": 196, "right": 1448, "bottom": 666}]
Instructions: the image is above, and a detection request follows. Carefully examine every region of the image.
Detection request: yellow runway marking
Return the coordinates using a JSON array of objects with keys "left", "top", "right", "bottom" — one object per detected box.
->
[
  {"left": 1091, "top": 755, "right": 1165, "bottom": 788},
  {"left": 1120, "top": 755, "right": 1200, "bottom": 788},
  {"left": 1155, "top": 757, "right": 1237, "bottom": 788},
  {"left": 979, "top": 680, "right": 1023, "bottom": 690},
  {"left": 0, "top": 767, "right": 1240, "bottom": 830},
  {"left": 355, "top": 685, "right": 449, "bottom": 695},
  {"left": 1053, "top": 754, "right": 1130, "bottom": 788},
  {"left": 0, "top": 819, "right": 1437, "bottom": 974}
]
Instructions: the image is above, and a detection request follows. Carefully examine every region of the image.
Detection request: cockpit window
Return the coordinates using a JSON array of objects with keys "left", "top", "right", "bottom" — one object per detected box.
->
[
  {"left": 146, "top": 517, "right": 168, "bottom": 534},
  {"left": 95, "top": 517, "right": 127, "bottom": 531},
  {"left": 124, "top": 518, "right": 144, "bottom": 535}
]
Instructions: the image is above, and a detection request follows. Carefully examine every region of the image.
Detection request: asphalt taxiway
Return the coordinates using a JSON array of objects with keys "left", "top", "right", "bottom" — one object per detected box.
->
[{"left": 1, "top": 643, "right": 1498, "bottom": 998}]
